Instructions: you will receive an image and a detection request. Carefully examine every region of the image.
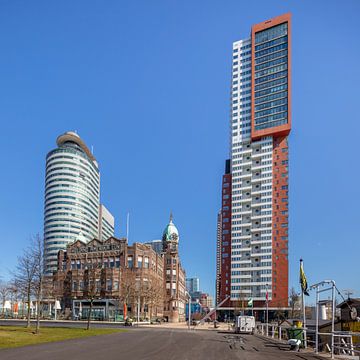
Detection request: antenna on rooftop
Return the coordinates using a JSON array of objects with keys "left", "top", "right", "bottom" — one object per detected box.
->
[{"left": 126, "top": 212, "right": 130, "bottom": 242}]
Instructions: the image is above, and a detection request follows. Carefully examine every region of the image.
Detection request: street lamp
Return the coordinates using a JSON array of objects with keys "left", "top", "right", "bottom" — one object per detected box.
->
[{"left": 185, "top": 291, "right": 191, "bottom": 330}]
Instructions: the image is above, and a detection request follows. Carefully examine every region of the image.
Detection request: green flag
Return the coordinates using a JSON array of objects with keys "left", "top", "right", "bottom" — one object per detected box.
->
[
  {"left": 247, "top": 298, "right": 253, "bottom": 307},
  {"left": 300, "top": 259, "right": 310, "bottom": 296}
]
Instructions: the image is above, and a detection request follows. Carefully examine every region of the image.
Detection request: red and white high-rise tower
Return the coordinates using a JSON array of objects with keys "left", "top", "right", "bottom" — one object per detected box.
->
[{"left": 216, "top": 14, "right": 291, "bottom": 314}]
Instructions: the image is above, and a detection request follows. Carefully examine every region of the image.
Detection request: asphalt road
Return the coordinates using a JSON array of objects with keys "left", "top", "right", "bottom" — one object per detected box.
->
[{"left": 0, "top": 326, "right": 327, "bottom": 360}]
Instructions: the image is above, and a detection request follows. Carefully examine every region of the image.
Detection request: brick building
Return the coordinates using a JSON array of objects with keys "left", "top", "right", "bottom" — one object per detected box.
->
[{"left": 53, "top": 216, "right": 186, "bottom": 322}]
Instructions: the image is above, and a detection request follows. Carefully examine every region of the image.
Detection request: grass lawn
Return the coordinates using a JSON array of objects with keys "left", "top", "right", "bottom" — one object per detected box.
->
[{"left": 0, "top": 326, "right": 126, "bottom": 349}]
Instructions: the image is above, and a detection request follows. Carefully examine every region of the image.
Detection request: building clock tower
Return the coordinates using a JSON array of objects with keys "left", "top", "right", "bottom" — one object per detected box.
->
[{"left": 162, "top": 213, "right": 186, "bottom": 322}]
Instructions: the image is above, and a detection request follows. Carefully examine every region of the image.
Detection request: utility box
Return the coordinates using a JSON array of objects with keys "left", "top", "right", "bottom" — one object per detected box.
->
[{"left": 235, "top": 316, "right": 255, "bottom": 334}]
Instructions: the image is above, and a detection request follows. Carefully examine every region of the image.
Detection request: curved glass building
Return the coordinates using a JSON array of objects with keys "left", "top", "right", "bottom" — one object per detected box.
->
[{"left": 44, "top": 132, "right": 100, "bottom": 275}]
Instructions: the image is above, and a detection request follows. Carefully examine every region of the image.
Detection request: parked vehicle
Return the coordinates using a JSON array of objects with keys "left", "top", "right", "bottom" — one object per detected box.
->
[{"left": 234, "top": 316, "right": 255, "bottom": 334}]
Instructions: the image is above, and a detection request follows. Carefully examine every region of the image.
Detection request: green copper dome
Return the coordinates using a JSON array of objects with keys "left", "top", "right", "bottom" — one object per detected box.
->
[{"left": 162, "top": 213, "right": 179, "bottom": 243}]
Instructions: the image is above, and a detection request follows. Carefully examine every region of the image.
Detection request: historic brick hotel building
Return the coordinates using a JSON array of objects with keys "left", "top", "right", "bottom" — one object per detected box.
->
[
  {"left": 216, "top": 14, "right": 291, "bottom": 316},
  {"left": 53, "top": 216, "right": 187, "bottom": 322}
]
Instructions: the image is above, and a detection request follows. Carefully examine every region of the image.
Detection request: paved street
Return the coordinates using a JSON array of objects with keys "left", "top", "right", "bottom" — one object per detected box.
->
[{"left": 0, "top": 327, "right": 327, "bottom": 360}]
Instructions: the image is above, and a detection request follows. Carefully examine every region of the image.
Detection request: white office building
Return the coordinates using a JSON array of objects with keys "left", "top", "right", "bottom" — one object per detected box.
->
[
  {"left": 98, "top": 204, "right": 115, "bottom": 241},
  {"left": 44, "top": 131, "right": 114, "bottom": 275}
]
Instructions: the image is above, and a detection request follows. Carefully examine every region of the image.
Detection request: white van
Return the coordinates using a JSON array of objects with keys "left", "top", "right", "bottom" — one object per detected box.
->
[{"left": 235, "top": 315, "right": 255, "bottom": 334}]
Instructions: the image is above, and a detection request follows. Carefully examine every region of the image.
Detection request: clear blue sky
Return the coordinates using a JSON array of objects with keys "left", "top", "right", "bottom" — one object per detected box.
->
[{"left": 0, "top": 0, "right": 359, "bottom": 301}]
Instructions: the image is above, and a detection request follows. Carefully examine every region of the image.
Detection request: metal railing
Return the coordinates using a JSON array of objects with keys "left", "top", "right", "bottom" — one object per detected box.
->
[{"left": 256, "top": 323, "right": 360, "bottom": 358}]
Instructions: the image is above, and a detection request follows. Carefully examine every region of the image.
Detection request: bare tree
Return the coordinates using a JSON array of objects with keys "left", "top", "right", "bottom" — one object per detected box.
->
[
  {"left": 84, "top": 268, "right": 99, "bottom": 330},
  {"left": 0, "top": 280, "right": 10, "bottom": 317},
  {"left": 144, "top": 274, "right": 164, "bottom": 319},
  {"left": 289, "top": 287, "right": 300, "bottom": 319},
  {"left": 120, "top": 269, "right": 136, "bottom": 318},
  {"left": 274, "top": 301, "right": 286, "bottom": 325},
  {"left": 8, "top": 281, "right": 20, "bottom": 318},
  {"left": 32, "top": 234, "right": 45, "bottom": 334},
  {"left": 13, "top": 241, "right": 37, "bottom": 328}
]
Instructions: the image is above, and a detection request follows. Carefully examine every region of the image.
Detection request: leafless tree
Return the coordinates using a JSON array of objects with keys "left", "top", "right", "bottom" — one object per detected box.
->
[
  {"left": 274, "top": 301, "right": 286, "bottom": 325},
  {"left": 0, "top": 280, "right": 10, "bottom": 317},
  {"left": 233, "top": 291, "right": 247, "bottom": 317},
  {"left": 144, "top": 274, "right": 165, "bottom": 319},
  {"left": 289, "top": 287, "right": 300, "bottom": 319},
  {"left": 84, "top": 268, "right": 99, "bottom": 330},
  {"left": 32, "top": 234, "right": 45, "bottom": 334},
  {"left": 120, "top": 269, "right": 136, "bottom": 318},
  {"left": 13, "top": 240, "right": 37, "bottom": 328}
]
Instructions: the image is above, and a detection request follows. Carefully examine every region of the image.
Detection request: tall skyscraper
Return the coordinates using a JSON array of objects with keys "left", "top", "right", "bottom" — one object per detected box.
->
[
  {"left": 44, "top": 131, "right": 114, "bottom": 275},
  {"left": 216, "top": 160, "right": 232, "bottom": 306},
  {"left": 186, "top": 277, "right": 200, "bottom": 294},
  {"left": 217, "top": 14, "right": 291, "bottom": 312}
]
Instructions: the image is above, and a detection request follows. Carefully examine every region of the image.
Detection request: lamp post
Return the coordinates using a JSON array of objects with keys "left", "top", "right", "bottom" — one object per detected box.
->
[{"left": 186, "top": 291, "right": 191, "bottom": 330}]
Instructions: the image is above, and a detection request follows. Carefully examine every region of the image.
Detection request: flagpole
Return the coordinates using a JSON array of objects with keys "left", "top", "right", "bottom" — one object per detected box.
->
[{"left": 300, "top": 259, "right": 307, "bottom": 348}]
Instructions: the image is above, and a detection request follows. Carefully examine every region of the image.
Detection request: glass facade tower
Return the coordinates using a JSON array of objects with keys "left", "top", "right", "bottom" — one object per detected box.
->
[{"left": 44, "top": 132, "right": 100, "bottom": 275}]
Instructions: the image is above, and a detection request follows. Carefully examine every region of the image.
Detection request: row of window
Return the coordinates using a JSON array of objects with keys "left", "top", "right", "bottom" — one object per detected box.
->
[
  {"left": 255, "top": 84, "right": 287, "bottom": 99},
  {"left": 255, "top": 34, "right": 287, "bottom": 52},
  {"left": 255, "top": 49, "right": 288, "bottom": 66},
  {"left": 233, "top": 43, "right": 251, "bottom": 53},
  {"left": 254, "top": 76, "right": 287, "bottom": 92},
  {"left": 255, "top": 63, "right": 287, "bottom": 80},
  {"left": 255, "top": 42, "right": 288, "bottom": 59},
  {"left": 46, "top": 200, "right": 99, "bottom": 222},
  {"left": 46, "top": 166, "right": 99, "bottom": 189},
  {"left": 71, "top": 279, "right": 119, "bottom": 292},
  {"left": 255, "top": 104, "right": 288, "bottom": 120},
  {"left": 255, "top": 22, "right": 288, "bottom": 45},
  {"left": 255, "top": 117, "right": 287, "bottom": 131},
  {"left": 255, "top": 90, "right": 287, "bottom": 106},
  {"left": 255, "top": 55, "right": 287, "bottom": 72},
  {"left": 46, "top": 159, "right": 99, "bottom": 182},
  {"left": 46, "top": 193, "right": 99, "bottom": 212},
  {"left": 255, "top": 69, "right": 287, "bottom": 86},
  {"left": 47, "top": 147, "right": 99, "bottom": 173},
  {"left": 46, "top": 177, "right": 99, "bottom": 199}
]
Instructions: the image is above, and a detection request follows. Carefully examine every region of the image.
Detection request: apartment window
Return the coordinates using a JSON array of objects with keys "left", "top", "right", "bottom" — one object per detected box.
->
[
  {"left": 106, "top": 279, "right": 112, "bottom": 291},
  {"left": 93, "top": 279, "right": 99, "bottom": 292},
  {"left": 115, "top": 256, "right": 120, "bottom": 268},
  {"left": 113, "top": 281, "right": 119, "bottom": 291},
  {"left": 137, "top": 256, "right": 143, "bottom": 268},
  {"left": 144, "top": 257, "right": 149, "bottom": 269},
  {"left": 127, "top": 256, "right": 133, "bottom": 268}
]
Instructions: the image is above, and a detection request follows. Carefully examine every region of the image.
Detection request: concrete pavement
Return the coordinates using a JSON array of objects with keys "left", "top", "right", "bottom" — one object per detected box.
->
[{"left": 0, "top": 327, "right": 333, "bottom": 360}]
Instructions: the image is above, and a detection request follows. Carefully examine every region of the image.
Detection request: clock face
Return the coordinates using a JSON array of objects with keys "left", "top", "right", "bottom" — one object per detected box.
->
[
  {"left": 350, "top": 307, "right": 358, "bottom": 320},
  {"left": 171, "top": 233, "right": 178, "bottom": 241}
]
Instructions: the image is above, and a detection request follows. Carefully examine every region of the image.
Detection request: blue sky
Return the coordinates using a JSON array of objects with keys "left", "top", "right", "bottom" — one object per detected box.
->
[{"left": 0, "top": 0, "right": 359, "bottom": 301}]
